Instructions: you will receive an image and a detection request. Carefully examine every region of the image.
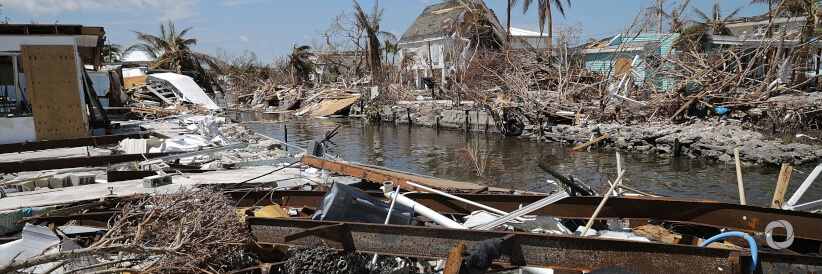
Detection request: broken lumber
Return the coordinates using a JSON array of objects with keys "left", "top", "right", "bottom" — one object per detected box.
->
[
  {"left": 772, "top": 164, "right": 793, "bottom": 208},
  {"left": 569, "top": 134, "right": 610, "bottom": 152},
  {"left": 734, "top": 148, "right": 746, "bottom": 205}
]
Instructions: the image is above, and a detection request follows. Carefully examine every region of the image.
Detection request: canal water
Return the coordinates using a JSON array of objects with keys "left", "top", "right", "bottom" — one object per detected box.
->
[{"left": 236, "top": 112, "right": 822, "bottom": 207}]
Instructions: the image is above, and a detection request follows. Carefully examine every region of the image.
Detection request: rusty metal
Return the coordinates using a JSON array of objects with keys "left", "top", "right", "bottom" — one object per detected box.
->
[
  {"left": 247, "top": 217, "right": 822, "bottom": 273},
  {"left": 228, "top": 190, "right": 822, "bottom": 242},
  {"left": 0, "top": 132, "right": 152, "bottom": 154},
  {"left": 0, "top": 152, "right": 178, "bottom": 173}
]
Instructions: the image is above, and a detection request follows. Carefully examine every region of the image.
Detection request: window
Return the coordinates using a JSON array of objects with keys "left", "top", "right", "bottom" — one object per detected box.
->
[
  {"left": 0, "top": 54, "right": 28, "bottom": 115},
  {"left": 774, "top": 24, "right": 781, "bottom": 34},
  {"left": 754, "top": 26, "right": 766, "bottom": 36}
]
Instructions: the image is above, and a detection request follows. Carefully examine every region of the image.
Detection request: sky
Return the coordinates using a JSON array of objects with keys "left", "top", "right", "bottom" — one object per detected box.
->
[{"left": 0, "top": 0, "right": 771, "bottom": 62}]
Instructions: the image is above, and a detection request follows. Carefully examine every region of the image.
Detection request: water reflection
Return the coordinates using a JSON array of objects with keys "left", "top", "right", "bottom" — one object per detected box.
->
[{"left": 240, "top": 116, "right": 822, "bottom": 207}]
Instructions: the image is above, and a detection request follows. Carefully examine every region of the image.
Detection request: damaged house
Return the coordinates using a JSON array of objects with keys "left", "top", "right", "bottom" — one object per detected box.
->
[
  {"left": 311, "top": 50, "right": 364, "bottom": 84},
  {"left": 0, "top": 24, "right": 107, "bottom": 145},
  {"left": 397, "top": 0, "right": 507, "bottom": 89}
]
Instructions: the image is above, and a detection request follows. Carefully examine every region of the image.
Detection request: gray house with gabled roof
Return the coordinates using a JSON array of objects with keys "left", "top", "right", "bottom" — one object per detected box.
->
[{"left": 397, "top": 0, "right": 506, "bottom": 89}]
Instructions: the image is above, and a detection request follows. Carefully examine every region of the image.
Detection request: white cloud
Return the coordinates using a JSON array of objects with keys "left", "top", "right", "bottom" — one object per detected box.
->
[
  {"left": 240, "top": 35, "right": 250, "bottom": 42},
  {"left": 2, "top": 0, "right": 203, "bottom": 20},
  {"left": 419, "top": 0, "right": 433, "bottom": 3},
  {"left": 303, "top": 34, "right": 310, "bottom": 39},
  {"left": 220, "top": 0, "right": 264, "bottom": 6}
]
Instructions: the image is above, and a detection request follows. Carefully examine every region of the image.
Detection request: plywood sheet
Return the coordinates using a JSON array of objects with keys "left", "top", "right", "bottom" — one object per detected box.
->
[
  {"left": 21, "top": 45, "right": 88, "bottom": 141},
  {"left": 122, "top": 75, "right": 147, "bottom": 89},
  {"left": 614, "top": 57, "right": 633, "bottom": 77},
  {"left": 309, "top": 95, "right": 361, "bottom": 117}
]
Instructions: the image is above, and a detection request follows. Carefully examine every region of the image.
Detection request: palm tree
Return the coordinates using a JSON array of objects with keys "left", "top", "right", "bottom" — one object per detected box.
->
[
  {"left": 352, "top": 0, "right": 395, "bottom": 79},
  {"left": 781, "top": 0, "right": 820, "bottom": 42},
  {"left": 678, "top": 2, "right": 741, "bottom": 50},
  {"left": 651, "top": 0, "right": 691, "bottom": 33},
  {"left": 102, "top": 43, "right": 123, "bottom": 62},
  {"left": 383, "top": 39, "right": 399, "bottom": 67},
  {"left": 289, "top": 44, "right": 314, "bottom": 85},
  {"left": 126, "top": 19, "right": 226, "bottom": 92},
  {"left": 519, "top": 0, "right": 572, "bottom": 55}
]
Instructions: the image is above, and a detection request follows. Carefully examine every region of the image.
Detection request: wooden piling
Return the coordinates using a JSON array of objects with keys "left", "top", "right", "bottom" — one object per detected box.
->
[
  {"left": 734, "top": 148, "right": 745, "bottom": 205},
  {"left": 772, "top": 163, "right": 793, "bottom": 208}
]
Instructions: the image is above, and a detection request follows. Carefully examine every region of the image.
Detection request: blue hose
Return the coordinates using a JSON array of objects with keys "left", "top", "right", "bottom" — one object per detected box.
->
[{"left": 699, "top": 231, "right": 758, "bottom": 270}]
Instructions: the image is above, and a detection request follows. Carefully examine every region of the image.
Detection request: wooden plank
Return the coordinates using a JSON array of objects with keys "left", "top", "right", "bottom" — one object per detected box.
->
[
  {"left": 569, "top": 134, "right": 610, "bottom": 152},
  {"left": 122, "top": 75, "right": 147, "bottom": 89},
  {"left": 443, "top": 242, "right": 467, "bottom": 274},
  {"left": 21, "top": 45, "right": 88, "bottom": 141},
  {"left": 773, "top": 164, "right": 793, "bottom": 208},
  {"left": 633, "top": 225, "right": 741, "bottom": 250},
  {"left": 145, "top": 85, "right": 174, "bottom": 105},
  {"left": 300, "top": 156, "right": 520, "bottom": 193},
  {"left": 734, "top": 148, "right": 746, "bottom": 205},
  {"left": 0, "top": 132, "right": 151, "bottom": 154}
]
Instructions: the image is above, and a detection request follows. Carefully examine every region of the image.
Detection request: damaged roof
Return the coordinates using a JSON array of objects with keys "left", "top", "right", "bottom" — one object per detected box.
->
[{"left": 397, "top": 2, "right": 466, "bottom": 45}]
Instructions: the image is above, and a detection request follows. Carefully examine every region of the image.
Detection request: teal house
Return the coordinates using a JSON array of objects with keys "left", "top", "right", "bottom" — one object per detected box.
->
[{"left": 572, "top": 33, "right": 680, "bottom": 90}]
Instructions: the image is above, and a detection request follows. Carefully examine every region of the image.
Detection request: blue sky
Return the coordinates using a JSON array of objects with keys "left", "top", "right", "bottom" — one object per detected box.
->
[{"left": 0, "top": 0, "right": 769, "bottom": 62}]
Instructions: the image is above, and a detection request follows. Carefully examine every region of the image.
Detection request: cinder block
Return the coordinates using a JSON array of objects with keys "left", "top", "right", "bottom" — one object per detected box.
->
[
  {"left": 14, "top": 181, "right": 35, "bottom": 192},
  {"left": 142, "top": 175, "right": 172, "bottom": 188},
  {"left": 68, "top": 173, "right": 96, "bottom": 186},
  {"left": 139, "top": 160, "right": 169, "bottom": 171},
  {"left": 48, "top": 175, "right": 71, "bottom": 189}
]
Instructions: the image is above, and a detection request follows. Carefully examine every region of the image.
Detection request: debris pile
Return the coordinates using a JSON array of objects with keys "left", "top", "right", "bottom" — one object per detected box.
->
[{"left": 118, "top": 71, "right": 221, "bottom": 118}]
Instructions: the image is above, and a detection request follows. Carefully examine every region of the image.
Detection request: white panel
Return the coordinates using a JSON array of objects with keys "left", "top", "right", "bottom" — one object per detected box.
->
[
  {"left": 0, "top": 36, "right": 76, "bottom": 52},
  {"left": 0, "top": 116, "right": 37, "bottom": 144}
]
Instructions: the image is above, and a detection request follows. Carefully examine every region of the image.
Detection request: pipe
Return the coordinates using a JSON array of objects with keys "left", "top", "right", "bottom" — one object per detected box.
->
[
  {"left": 404, "top": 181, "right": 524, "bottom": 222},
  {"left": 699, "top": 232, "right": 758, "bottom": 271},
  {"left": 371, "top": 183, "right": 401, "bottom": 273},
  {"left": 785, "top": 164, "right": 822, "bottom": 209},
  {"left": 384, "top": 184, "right": 466, "bottom": 229}
]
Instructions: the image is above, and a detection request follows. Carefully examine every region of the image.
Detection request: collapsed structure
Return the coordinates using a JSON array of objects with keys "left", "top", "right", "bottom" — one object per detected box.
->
[{"left": 1, "top": 1, "right": 822, "bottom": 273}]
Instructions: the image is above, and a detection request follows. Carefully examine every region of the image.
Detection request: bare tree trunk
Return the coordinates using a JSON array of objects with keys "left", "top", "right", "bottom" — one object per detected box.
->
[{"left": 507, "top": 0, "right": 512, "bottom": 43}]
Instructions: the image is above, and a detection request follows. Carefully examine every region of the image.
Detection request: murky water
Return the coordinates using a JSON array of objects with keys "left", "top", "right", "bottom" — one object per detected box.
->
[{"left": 236, "top": 112, "right": 822, "bottom": 207}]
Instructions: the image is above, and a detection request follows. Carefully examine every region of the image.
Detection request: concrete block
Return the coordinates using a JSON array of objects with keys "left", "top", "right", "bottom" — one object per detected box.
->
[
  {"left": 48, "top": 175, "right": 71, "bottom": 189},
  {"left": 139, "top": 159, "right": 169, "bottom": 171},
  {"left": 143, "top": 175, "right": 172, "bottom": 188},
  {"left": 14, "top": 181, "right": 35, "bottom": 192},
  {"left": 68, "top": 173, "right": 96, "bottom": 186},
  {"left": 33, "top": 179, "right": 50, "bottom": 189}
]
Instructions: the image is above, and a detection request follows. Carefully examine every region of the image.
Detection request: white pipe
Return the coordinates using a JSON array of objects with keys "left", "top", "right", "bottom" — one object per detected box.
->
[
  {"left": 785, "top": 164, "right": 822, "bottom": 208},
  {"left": 384, "top": 185, "right": 466, "bottom": 229},
  {"left": 615, "top": 152, "right": 622, "bottom": 187},
  {"left": 404, "top": 181, "right": 524, "bottom": 222},
  {"left": 371, "top": 184, "right": 401, "bottom": 273}
]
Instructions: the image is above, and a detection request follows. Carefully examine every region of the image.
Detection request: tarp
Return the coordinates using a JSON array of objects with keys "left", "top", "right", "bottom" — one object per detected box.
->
[
  {"left": 312, "top": 182, "right": 420, "bottom": 225},
  {"left": 148, "top": 73, "right": 220, "bottom": 110}
]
